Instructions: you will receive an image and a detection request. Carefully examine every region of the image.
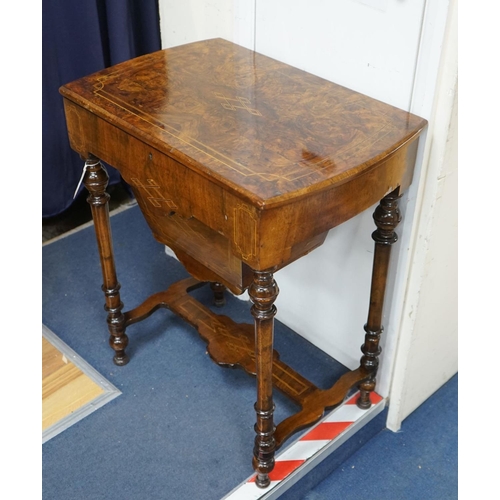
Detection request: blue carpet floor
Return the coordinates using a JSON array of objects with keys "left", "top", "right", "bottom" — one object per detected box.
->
[
  {"left": 42, "top": 204, "right": 351, "bottom": 500},
  {"left": 303, "top": 374, "right": 458, "bottom": 500},
  {"left": 42, "top": 204, "right": 457, "bottom": 499}
]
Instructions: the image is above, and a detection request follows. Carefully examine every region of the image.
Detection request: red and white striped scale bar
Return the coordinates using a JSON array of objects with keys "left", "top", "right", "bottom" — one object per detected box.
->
[{"left": 223, "top": 391, "right": 384, "bottom": 500}]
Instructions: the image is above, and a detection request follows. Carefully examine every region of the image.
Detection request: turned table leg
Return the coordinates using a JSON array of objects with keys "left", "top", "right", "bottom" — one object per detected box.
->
[
  {"left": 357, "top": 189, "right": 402, "bottom": 409},
  {"left": 210, "top": 282, "right": 226, "bottom": 307},
  {"left": 249, "top": 270, "right": 279, "bottom": 488},
  {"left": 83, "top": 156, "right": 129, "bottom": 366}
]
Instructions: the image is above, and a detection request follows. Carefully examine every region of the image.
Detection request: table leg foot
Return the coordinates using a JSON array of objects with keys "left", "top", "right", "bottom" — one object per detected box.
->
[
  {"left": 356, "top": 374, "right": 376, "bottom": 409},
  {"left": 113, "top": 352, "right": 130, "bottom": 366},
  {"left": 255, "top": 473, "right": 271, "bottom": 489},
  {"left": 357, "top": 189, "right": 402, "bottom": 408},
  {"left": 210, "top": 282, "right": 226, "bottom": 307}
]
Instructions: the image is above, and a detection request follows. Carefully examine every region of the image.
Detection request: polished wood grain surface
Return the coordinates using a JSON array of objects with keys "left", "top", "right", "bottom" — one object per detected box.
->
[
  {"left": 60, "top": 38, "right": 426, "bottom": 205},
  {"left": 60, "top": 39, "right": 427, "bottom": 487},
  {"left": 122, "top": 277, "right": 369, "bottom": 450},
  {"left": 60, "top": 39, "right": 426, "bottom": 274}
]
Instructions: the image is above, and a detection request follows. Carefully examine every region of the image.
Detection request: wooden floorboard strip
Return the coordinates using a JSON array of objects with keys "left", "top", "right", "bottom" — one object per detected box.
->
[{"left": 42, "top": 325, "right": 121, "bottom": 443}]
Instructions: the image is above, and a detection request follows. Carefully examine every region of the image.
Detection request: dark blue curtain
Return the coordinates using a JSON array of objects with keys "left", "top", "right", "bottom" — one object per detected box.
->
[{"left": 42, "top": 0, "right": 162, "bottom": 217}]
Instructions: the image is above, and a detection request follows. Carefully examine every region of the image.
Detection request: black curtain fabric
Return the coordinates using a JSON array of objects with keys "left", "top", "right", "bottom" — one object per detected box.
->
[{"left": 42, "top": 0, "right": 162, "bottom": 217}]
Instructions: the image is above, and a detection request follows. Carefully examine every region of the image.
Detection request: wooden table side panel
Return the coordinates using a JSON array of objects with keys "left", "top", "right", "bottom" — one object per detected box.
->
[
  {"left": 64, "top": 100, "right": 230, "bottom": 234},
  {"left": 257, "top": 139, "right": 420, "bottom": 270},
  {"left": 63, "top": 99, "right": 420, "bottom": 274},
  {"left": 64, "top": 100, "right": 264, "bottom": 288},
  {"left": 133, "top": 193, "right": 250, "bottom": 293}
]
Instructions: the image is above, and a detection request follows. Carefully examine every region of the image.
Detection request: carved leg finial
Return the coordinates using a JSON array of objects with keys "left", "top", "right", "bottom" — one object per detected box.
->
[
  {"left": 210, "top": 282, "right": 226, "bottom": 307},
  {"left": 83, "top": 156, "right": 129, "bottom": 366},
  {"left": 357, "top": 189, "right": 402, "bottom": 409},
  {"left": 249, "top": 270, "right": 279, "bottom": 488}
]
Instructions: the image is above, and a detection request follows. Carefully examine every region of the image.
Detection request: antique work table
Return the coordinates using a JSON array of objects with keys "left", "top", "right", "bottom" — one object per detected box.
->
[{"left": 60, "top": 39, "right": 427, "bottom": 488}]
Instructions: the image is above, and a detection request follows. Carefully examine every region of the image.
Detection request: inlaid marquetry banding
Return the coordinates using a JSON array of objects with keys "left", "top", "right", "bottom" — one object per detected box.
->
[
  {"left": 88, "top": 63, "right": 415, "bottom": 188},
  {"left": 85, "top": 58, "right": 425, "bottom": 198},
  {"left": 93, "top": 84, "right": 346, "bottom": 184},
  {"left": 120, "top": 278, "right": 369, "bottom": 450},
  {"left": 214, "top": 92, "right": 262, "bottom": 116},
  {"left": 233, "top": 205, "right": 258, "bottom": 261},
  {"left": 65, "top": 103, "right": 85, "bottom": 152},
  {"left": 131, "top": 177, "right": 178, "bottom": 209},
  {"left": 272, "top": 363, "right": 311, "bottom": 399}
]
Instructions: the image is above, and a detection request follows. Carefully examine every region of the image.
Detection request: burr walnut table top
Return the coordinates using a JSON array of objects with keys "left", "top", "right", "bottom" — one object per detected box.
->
[
  {"left": 60, "top": 38, "right": 427, "bottom": 288},
  {"left": 60, "top": 38, "right": 426, "bottom": 206}
]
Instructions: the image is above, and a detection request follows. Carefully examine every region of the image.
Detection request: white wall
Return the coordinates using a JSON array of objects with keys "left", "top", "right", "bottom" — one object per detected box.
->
[
  {"left": 159, "top": 0, "right": 255, "bottom": 49},
  {"left": 387, "top": 0, "right": 457, "bottom": 428},
  {"left": 158, "top": 0, "right": 457, "bottom": 426}
]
